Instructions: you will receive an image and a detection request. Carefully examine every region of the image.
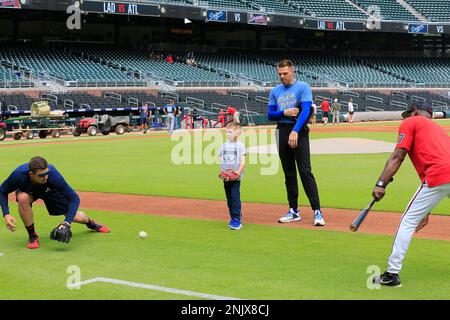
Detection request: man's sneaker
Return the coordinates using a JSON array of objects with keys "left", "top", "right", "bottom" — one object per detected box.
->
[
  {"left": 229, "top": 219, "right": 242, "bottom": 230},
  {"left": 313, "top": 210, "right": 325, "bottom": 226},
  {"left": 27, "top": 235, "right": 40, "bottom": 249},
  {"left": 278, "top": 209, "right": 301, "bottom": 223},
  {"left": 96, "top": 225, "right": 111, "bottom": 233},
  {"left": 87, "top": 221, "right": 111, "bottom": 233},
  {"left": 375, "top": 272, "right": 402, "bottom": 287}
]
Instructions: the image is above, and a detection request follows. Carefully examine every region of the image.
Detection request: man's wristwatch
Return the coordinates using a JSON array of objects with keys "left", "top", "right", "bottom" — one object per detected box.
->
[{"left": 375, "top": 180, "right": 387, "bottom": 188}]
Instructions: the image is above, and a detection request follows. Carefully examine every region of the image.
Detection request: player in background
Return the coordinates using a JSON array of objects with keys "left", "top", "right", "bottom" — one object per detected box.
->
[{"left": 320, "top": 98, "right": 330, "bottom": 125}]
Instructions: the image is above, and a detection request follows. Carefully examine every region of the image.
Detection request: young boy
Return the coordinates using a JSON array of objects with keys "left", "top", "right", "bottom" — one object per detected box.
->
[{"left": 218, "top": 123, "right": 246, "bottom": 230}]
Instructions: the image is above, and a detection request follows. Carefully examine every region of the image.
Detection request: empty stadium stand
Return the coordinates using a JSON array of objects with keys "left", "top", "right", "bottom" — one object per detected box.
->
[
  {"left": 67, "top": 47, "right": 239, "bottom": 87},
  {"left": 352, "top": 0, "right": 418, "bottom": 21},
  {"left": 406, "top": 0, "right": 450, "bottom": 22},
  {"left": 1, "top": 43, "right": 449, "bottom": 89},
  {"left": 0, "top": 45, "right": 145, "bottom": 87},
  {"left": 0, "top": 65, "right": 35, "bottom": 88},
  {"left": 290, "top": 0, "right": 367, "bottom": 19},
  {"left": 359, "top": 57, "right": 450, "bottom": 87},
  {"left": 0, "top": 93, "right": 35, "bottom": 112}
]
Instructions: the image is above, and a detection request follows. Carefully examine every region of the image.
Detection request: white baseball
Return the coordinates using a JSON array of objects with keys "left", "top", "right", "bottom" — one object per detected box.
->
[{"left": 138, "top": 231, "right": 148, "bottom": 239}]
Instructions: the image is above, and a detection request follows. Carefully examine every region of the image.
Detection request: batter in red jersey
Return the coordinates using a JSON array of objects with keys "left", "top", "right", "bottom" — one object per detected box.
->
[{"left": 371, "top": 101, "right": 450, "bottom": 287}]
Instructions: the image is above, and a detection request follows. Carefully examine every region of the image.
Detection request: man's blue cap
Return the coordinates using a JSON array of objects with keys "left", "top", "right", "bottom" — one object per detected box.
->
[{"left": 401, "top": 101, "right": 433, "bottom": 119}]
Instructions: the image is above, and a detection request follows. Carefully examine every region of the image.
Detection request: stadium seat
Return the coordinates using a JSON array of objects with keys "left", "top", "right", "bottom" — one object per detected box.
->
[
  {"left": 406, "top": 0, "right": 450, "bottom": 22},
  {"left": 354, "top": 0, "right": 418, "bottom": 21}
]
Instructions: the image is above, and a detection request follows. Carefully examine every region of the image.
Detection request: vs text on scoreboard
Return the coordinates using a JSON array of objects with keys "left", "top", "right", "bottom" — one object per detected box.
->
[{"left": 81, "top": 1, "right": 160, "bottom": 17}]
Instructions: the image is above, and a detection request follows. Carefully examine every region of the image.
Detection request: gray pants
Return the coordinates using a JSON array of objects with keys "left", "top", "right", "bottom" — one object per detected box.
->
[
  {"left": 167, "top": 113, "right": 175, "bottom": 133},
  {"left": 332, "top": 111, "right": 340, "bottom": 123}
]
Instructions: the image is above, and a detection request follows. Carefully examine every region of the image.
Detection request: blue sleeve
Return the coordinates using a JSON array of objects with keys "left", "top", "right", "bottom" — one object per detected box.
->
[
  {"left": 50, "top": 168, "right": 80, "bottom": 224},
  {"left": 293, "top": 101, "right": 312, "bottom": 133},
  {"left": 267, "top": 90, "right": 284, "bottom": 121},
  {"left": 292, "top": 83, "right": 313, "bottom": 132},
  {"left": 0, "top": 173, "right": 17, "bottom": 217}
]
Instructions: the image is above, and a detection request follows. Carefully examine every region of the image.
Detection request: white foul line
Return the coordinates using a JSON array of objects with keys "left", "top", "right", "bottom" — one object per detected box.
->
[
  {"left": 69, "top": 277, "right": 241, "bottom": 300},
  {"left": 0, "top": 252, "right": 4, "bottom": 257}
]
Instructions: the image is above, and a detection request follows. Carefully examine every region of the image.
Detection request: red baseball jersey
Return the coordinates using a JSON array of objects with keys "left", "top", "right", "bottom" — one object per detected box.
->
[
  {"left": 227, "top": 107, "right": 237, "bottom": 115},
  {"left": 396, "top": 116, "right": 450, "bottom": 187},
  {"left": 321, "top": 101, "right": 330, "bottom": 112}
]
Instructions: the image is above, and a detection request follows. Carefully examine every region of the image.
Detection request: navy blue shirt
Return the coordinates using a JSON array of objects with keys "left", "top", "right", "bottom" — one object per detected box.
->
[
  {"left": 0, "top": 164, "right": 80, "bottom": 224},
  {"left": 163, "top": 104, "right": 176, "bottom": 114},
  {"left": 267, "top": 80, "right": 313, "bottom": 132},
  {"left": 139, "top": 105, "right": 149, "bottom": 118}
]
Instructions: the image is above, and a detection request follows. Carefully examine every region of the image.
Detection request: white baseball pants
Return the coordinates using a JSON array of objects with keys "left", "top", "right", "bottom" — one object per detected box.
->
[{"left": 387, "top": 182, "right": 450, "bottom": 274}]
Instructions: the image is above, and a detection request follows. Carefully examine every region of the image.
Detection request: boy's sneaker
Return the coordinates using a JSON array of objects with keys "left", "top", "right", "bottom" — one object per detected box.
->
[
  {"left": 313, "top": 210, "right": 325, "bottom": 226},
  {"left": 278, "top": 209, "right": 301, "bottom": 223},
  {"left": 229, "top": 219, "right": 242, "bottom": 230},
  {"left": 376, "top": 271, "right": 402, "bottom": 287}
]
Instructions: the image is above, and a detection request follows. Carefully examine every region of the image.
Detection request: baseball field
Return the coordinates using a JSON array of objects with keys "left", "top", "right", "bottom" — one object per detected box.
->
[{"left": 0, "top": 120, "right": 449, "bottom": 300}]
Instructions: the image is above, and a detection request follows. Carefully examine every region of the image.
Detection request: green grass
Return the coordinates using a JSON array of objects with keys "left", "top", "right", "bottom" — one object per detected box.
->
[
  {"left": 0, "top": 128, "right": 448, "bottom": 214},
  {"left": 0, "top": 207, "right": 448, "bottom": 300}
]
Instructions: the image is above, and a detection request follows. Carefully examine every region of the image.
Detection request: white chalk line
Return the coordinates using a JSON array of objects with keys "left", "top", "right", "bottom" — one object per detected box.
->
[
  {"left": 0, "top": 252, "right": 4, "bottom": 257},
  {"left": 69, "top": 277, "right": 241, "bottom": 300}
]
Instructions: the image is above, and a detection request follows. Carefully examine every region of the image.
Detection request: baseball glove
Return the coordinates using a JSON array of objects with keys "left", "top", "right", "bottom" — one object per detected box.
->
[
  {"left": 219, "top": 169, "right": 240, "bottom": 181},
  {"left": 50, "top": 222, "right": 72, "bottom": 243}
]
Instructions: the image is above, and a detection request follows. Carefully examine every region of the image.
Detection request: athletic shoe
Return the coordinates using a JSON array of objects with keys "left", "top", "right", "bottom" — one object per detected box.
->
[
  {"left": 27, "top": 235, "right": 40, "bottom": 249},
  {"left": 229, "top": 219, "right": 242, "bottom": 230},
  {"left": 375, "top": 271, "right": 402, "bottom": 287},
  {"left": 278, "top": 209, "right": 301, "bottom": 223},
  {"left": 313, "top": 210, "right": 325, "bottom": 226},
  {"left": 96, "top": 225, "right": 111, "bottom": 233}
]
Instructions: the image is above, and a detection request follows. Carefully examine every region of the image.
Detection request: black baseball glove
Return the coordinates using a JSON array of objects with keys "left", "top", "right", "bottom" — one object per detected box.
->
[{"left": 50, "top": 222, "right": 72, "bottom": 243}]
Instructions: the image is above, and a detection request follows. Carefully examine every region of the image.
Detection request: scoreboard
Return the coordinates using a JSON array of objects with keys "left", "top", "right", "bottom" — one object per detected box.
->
[
  {"left": 82, "top": 1, "right": 160, "bottom": 17},
  {"left": 1, "top": 0, "right": 449, "bottom": 35}
]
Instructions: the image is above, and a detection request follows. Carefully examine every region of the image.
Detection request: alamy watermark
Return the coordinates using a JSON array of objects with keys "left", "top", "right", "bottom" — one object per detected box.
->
[
  {"left": 366, "top": 265, "right": 381, "bottom": 290},
  {"left": 66, "top": 2, "right": 82, "bottom": 30},
  {"left": 170, "top": 128, "right": 280, "bottom": 176},
  {"left": 366, "top": 5, "right": 382, "bottom": 30},
  {"left": 66, "top": 265, "right": 82, "bottom": 289}
]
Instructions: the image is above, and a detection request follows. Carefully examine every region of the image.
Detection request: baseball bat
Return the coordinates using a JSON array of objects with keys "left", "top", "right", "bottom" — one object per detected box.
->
[
  {"left": 350, "top": 177, "right": 394, "bottom": 232},
  {"left": 350, "top": 198, "right": 376, "bottom": 232}
]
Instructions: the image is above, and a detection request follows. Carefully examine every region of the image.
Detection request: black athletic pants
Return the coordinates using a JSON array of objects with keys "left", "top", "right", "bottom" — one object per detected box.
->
[{"left": 276, "top": 123, "right": 321, "bottom": 211}]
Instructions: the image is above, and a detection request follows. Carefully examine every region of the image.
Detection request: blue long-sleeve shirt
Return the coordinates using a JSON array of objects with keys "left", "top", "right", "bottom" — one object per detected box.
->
[
  {"left": 0, "top": 164, "right": 80, "bottom": 224},
  {"left": 267, "top": 80, "right": 313, "bottom": 133}
]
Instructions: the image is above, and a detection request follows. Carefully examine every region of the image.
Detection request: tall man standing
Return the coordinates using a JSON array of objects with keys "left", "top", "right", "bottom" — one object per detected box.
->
[{"left": 267, "top": 60, "right": 325, "bottom": 226}]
